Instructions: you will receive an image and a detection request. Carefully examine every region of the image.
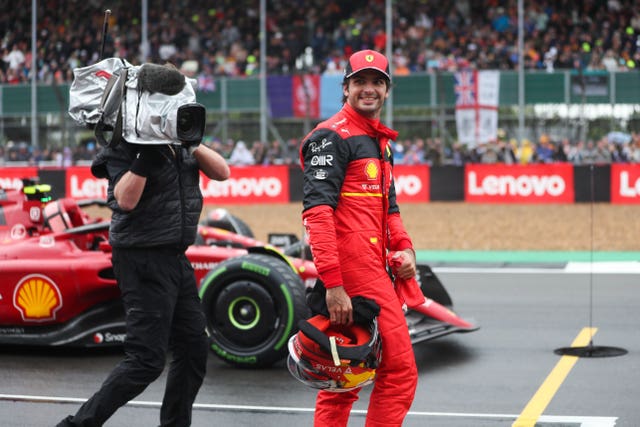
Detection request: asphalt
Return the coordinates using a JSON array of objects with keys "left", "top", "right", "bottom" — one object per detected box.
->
[
  {"left": 1, "top": 254, "right": 639, "bottom": 426},
  {"left": 2, "top": 269, "right": 638, "bottom": 426}
]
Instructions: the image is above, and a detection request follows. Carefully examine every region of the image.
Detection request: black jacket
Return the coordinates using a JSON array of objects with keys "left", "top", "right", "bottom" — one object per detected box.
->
[{"left": 92, "top": 142, "right": 202, "bottom": 249}]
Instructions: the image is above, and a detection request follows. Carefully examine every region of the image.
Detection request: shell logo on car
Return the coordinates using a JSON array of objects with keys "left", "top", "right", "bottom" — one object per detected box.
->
[{"left": 13, "top": 274, "right": 63, "bottom": 322}]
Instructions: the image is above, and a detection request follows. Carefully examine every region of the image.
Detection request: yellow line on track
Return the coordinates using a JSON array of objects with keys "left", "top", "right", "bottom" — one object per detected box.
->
[{"left": 512, "top": 327, "right": 597, "bottom": 427}]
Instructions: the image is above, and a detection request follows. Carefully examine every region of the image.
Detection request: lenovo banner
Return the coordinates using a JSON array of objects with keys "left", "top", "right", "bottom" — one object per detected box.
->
[
  {"left": 0, "top": 167, "right": 38, "bottom": 190},
  {"left": 66, "top": 166, "right": 108, "bottom": 199},
  {"left": 465, "top": 163, "right": 574, "bottom": 203},
  {"left": 611, "top": 163, "right": 640, "bottom": 204},
  {"left": 201, "top": 165, "right": 290, "bottom": 204},
  {"left": 393, "top": 165, "right": 430, "bottom": 203},
  {"left": 62, "top": 165, "right": 291, "bottom": 204}
]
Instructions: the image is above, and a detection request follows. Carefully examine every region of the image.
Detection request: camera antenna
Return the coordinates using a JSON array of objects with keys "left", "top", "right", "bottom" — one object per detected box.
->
[{"left": 99, "top": 9, "right": 112, "bottom": 60}]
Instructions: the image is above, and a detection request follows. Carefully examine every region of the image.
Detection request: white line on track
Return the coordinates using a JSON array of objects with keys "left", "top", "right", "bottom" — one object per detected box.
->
[
  {"left": 0, "top": 394, "right": 617, "bottom": 426},
  {"left": 433, "top": 261, "right": 640, "bottom": 275}
]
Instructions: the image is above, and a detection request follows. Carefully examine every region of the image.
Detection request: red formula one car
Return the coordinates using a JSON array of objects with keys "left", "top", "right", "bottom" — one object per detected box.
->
[{"left": 0, "top": 180, "right": 477, "bottom": 368}]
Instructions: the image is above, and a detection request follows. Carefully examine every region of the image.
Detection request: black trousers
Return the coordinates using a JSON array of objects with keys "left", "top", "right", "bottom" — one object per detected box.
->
[{"left": 58, "top": 247, "right": 208, "bottom": 427}]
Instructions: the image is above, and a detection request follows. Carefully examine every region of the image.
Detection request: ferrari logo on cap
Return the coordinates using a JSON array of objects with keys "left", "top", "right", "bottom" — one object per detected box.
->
[
  {"left": 13, "top": 274, "right": 62, "bottom": 322},
  {"left": 365, "top": 54, "right": 374, "bottom": 62}
]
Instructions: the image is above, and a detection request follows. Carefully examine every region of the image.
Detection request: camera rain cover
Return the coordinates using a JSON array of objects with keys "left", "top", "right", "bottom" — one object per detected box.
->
[
  {"left": 122, "top": 66, "right": 199, "bottom": 145},
  {"left": 69, "top": 57, "right": 201, "bottom": 146},
  {"left": 69, "top": 57, "right": 134, "bottom": 127}
]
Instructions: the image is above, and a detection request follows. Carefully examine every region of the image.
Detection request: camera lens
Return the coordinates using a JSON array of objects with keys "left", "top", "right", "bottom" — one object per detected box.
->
[
  {"left": 177, "top": 103, "right": 206, "bottom": 144},
  {"left": 178, "top": 111, "right": 193, "bottom": 132}
]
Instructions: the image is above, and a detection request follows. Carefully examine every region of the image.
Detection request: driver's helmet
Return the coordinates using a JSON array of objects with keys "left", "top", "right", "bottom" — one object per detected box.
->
[{"left": 287, "top": 314, "right": 382, "bottom": 392}]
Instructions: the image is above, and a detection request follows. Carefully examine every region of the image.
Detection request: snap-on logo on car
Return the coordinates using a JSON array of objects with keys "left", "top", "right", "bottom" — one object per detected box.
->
[
  {"left": 93, "top": 332, "right": 126, "bottom": 344},
  {"left": 13, "top": 274, "right": 63, "bottom": 322}
]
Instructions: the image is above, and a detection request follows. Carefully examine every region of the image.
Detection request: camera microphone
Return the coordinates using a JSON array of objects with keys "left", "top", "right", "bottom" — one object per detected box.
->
[{"left": 138, "top": 63, "right": 186, "bottom": 95}]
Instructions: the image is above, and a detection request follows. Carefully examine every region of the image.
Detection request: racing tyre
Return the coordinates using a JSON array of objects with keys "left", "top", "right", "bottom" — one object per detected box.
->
[{"left": 199, "top": 253, "right": 309, "bottom": 368}]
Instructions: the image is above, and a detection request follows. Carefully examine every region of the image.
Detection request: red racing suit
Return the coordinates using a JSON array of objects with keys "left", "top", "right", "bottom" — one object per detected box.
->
[{"left": 300, "top": 103, "right": 418, "bottom": 427}]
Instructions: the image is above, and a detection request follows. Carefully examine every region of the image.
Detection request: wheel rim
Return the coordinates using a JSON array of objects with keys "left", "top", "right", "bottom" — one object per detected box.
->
[
  {"left": 228, "top": 296, "right": 261, "bottom": 330},
  {"left": 210, "top": 280, "right": 280, "bottom": 350}
]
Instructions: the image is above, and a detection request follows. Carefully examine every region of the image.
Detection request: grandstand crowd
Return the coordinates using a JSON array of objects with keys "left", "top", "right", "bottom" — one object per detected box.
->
[
  {"left": 2, "top": 0, "right": 640, "bottom": 85},
  {"left": 2, "top": 1, "right": 640, "bottom": 168}
]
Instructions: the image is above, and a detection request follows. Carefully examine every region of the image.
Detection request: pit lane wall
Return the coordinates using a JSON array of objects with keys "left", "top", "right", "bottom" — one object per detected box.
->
[{"left": 1, "top": 163, "right": 640, "bottom": 204}]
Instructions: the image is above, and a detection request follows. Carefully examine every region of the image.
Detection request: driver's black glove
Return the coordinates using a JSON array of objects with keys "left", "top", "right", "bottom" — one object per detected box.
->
[{"left": 129, "top": 145, "right": 167, "bottom": 177}]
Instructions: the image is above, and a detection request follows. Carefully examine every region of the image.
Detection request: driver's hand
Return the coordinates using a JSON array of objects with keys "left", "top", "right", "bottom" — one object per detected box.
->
[
  {"left": 325, "top": 286, "right": 353, "bottom": 326},
  {"left": 391, "top": 249, "right": 417, "bottom": 280}
]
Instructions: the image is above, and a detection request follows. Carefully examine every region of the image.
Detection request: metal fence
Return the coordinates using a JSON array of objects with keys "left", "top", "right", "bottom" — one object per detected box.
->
[{"left": 2, "top": 70, "right": 640, "bottom": 148}]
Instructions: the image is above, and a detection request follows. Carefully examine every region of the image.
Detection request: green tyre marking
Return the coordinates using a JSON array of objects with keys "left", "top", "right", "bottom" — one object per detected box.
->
[
  {"left": 198, "top": 266, "right": 227, "bottom": 299},
  {"left": 228, "top": 296, "right": 261, "bottom": 330},
  {"left": 241, "top": 261, "right": 270, "bottom": 276},
  {"left": 210, "top": 343, "right": 257, "bottom": 364},
  {"left": 274, "top": 283, "right": 294, "bottom": 351}
]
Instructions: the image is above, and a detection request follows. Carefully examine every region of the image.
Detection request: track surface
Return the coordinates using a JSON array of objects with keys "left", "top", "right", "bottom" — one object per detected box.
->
[{"left": 1, "top": 263, "right": 638, "bottom": 427}]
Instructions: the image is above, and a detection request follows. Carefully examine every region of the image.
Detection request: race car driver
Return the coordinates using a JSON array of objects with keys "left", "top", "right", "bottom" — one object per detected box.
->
[{"left": 299, "top": 49, "right": 418, "bottom": 427}]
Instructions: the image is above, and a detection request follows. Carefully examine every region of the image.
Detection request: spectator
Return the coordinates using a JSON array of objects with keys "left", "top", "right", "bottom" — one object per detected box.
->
[
  {"left": 579, "top": 140, "right": 599, "bottom": 164},
  {"left": 196, "top": 64, "right": 216, "bottom": 92},
  {"left": 517, "top": 139, "right": 536, "bottom": 164},
  {"left": 263, "top": 139, "right": 285, "bottom": 165},
  {"left": 281, "top": 138, "right": 301, "bottom": 165},
  {"left": 404, "top": 138, "right": 425, "bottom": 164},
  {"left": 553, "top": 138, "right": 570, "bottom": 162},
  {"left": 609, "top": 140, "right": 630, "bottom": 163},
  {"left": 535, "top": 134, "right": 555, "bottom": 163},
  {"left": 250, "top": 140, "right": 267, "bottom": 165},
  {"left": 391, "top": 140, "right": 405, "bottom": 164},
  {"left": 630, "top": 137, "right": 640, "bottom": 162},
  {"left": 478, "top": 141, "right": 500, "bottom": 164},
  {"left": 498, "top": 139, "right": 518, "bottom": 164},
  {"left": 449, "top": 142, "right": 469, "bottom": 166},
  {"left": 228, "top": 140, "right": 255, "bottom": 166},
  {"left": 594, "top": 138, "right": 613, "bottom": 163},
  {"left": 567, "top": 140, "right": 585, "bottom": 164},
  {"left": 3, "top": 43, "right": 26, "bottom": 74},
  {"left": 424, "top": 138, "right": 444, "bottom": 166}
]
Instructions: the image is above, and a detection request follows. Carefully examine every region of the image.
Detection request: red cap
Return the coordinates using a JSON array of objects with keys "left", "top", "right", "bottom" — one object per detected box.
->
[{"left": 344, "top": 49, "right": 390, "bottom": 81}]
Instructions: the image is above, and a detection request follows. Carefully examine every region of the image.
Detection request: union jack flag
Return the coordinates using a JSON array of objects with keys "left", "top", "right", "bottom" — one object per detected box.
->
[{"left": 454, "top": 70, "right": 476, "bottom": 106}]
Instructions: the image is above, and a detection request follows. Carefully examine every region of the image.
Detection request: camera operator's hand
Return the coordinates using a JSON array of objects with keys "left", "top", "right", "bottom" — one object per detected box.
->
[
  {"left": 182, "top": 140, "right": 200, "bottom": 156},
  {"left": 129, "top": 145, "right": 167, "bottom": 178}
]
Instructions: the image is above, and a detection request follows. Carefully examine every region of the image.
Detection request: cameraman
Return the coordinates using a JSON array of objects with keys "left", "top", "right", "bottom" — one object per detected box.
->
[{"left": 58, "top": 140, "right": 229, "bottom": 427}]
